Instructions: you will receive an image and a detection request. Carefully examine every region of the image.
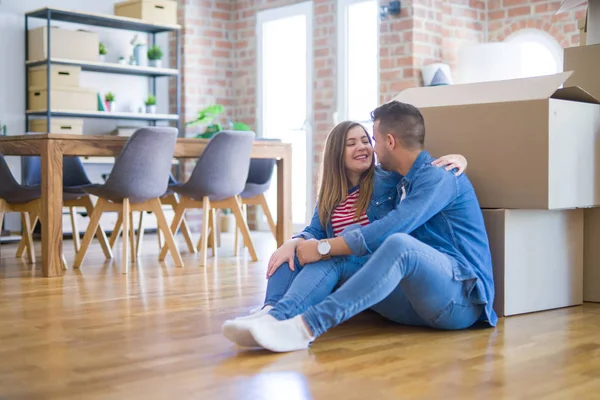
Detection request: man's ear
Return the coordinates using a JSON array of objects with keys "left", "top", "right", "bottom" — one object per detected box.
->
[{"left": 386, "top": 133, "right": 396, "bottom": 149}]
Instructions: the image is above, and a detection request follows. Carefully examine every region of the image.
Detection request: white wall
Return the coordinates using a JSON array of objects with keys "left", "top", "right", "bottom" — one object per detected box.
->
[{"left": 0, "top": 0, "right": 171, "bottom": 230}]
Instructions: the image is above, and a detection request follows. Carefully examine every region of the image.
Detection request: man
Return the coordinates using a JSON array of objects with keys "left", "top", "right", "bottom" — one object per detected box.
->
[{"left": 227, "top": 101, "right": 497, "bottom": 352}]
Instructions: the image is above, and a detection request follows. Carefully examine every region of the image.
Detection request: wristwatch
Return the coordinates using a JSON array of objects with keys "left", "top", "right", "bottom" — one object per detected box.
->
[{"left": 317, "top": 239, "right": 331, "bottom": 260}]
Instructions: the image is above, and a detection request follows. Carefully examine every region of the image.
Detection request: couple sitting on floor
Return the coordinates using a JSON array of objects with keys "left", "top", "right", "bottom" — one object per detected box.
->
[{"left": 222, "top": 100, "right": 497, "bottom": 352}]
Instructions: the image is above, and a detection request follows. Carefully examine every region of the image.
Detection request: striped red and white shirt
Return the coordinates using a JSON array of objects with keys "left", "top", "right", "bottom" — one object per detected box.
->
[{"left": 331, "top": 189, "right": 370, "bottom": 236}]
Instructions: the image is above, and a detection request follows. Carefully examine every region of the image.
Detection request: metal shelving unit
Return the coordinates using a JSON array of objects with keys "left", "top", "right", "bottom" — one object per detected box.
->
[{"left": 24, "top": 7, "right": 182, "bottom": 132}]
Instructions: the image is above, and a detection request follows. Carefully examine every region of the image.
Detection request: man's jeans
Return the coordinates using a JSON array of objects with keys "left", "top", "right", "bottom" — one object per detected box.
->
[{"left": 266, "top": 233, "right": 484, "bottom": 337}]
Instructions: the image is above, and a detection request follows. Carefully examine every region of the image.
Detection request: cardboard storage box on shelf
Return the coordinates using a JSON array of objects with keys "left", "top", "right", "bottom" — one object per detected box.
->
[
  {"left": 564, "top": 43, "right": 600, "bottom": 101},
  {"left": 114, "top": 0, "right": 177, "bottom": 25},
  {"left": 28, "top": 65, "right": 81, "bottom": 88},
  {"left": 583, "top": 207, "right": 600, "bottom": 302},
  {"left": 393, "top": 71, "right": 600, "bottom": 210},
  {"left": 30, "top": 118, "right": 84, "bottom": 135},
  {"left": 558, "top": 0, "right": 599, "bottom": 45},
  {"left": 28, "top": 26, "right": 99, "bottom": 62},
  {"left": 28, "top": 86, "right": 96, "bottom": 112},
  {"left": 483, "top": 209, "right": 584, "bottom": 317}
]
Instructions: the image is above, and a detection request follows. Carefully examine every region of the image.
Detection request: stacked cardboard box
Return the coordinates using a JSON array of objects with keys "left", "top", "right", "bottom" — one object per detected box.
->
[
  {"left": 393, "top": 71, "right": 600, "bottom": 316},
  {"left": 27, "top": 26, "right": 99, "bottom": 132},
  {"left": 562, "top": 1, "right": 600, "bottom": 303}
]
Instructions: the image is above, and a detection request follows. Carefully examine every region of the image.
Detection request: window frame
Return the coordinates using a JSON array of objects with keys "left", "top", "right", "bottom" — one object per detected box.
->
[{"left": 336, "top": 0, "right": 380, "bottom": 127}]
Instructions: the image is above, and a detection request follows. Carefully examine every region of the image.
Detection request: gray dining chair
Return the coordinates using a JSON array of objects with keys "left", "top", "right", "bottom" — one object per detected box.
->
[
  {"left": 72, "top": 127, "right": 182, "bottom": 274},
  {"left": 158, "top": 130, "right": 257, "bottom": 266},
  {"left": 17, "top": 156, "right": 112, "bottom": 258},
  {"left": 234, "top": 138, "right": 279, "bottom": 255}
]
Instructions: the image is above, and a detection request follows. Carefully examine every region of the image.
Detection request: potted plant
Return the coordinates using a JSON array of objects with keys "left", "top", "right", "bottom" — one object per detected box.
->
[
  {"left": 118, "top": 56, "right": 127, "bottom": 65},
  {"left": 147, "top": 45, "right": 163, "bottom": 68},
  {"left": 105, "top": 92, "right": 115, "bottom": 111},
  {"left": 145, "top": 95, "right": 156, "bottom": 114},
  {"left": 99, "top": 42, "right": 107, "bottom": 62},
  {"left": 186, "top": 104, "right": 251, "bottom": 138}
]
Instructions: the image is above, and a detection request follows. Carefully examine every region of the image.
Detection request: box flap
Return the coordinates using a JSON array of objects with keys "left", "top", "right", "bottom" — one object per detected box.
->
[
  {"left": 557, "top": 0, "right": 587, "bottom": 14},
  {"left": 552, "top": 86, "right": 600, "bottom": 104},
  {"left": 393, "top": 72, "right": 575, "bottom": 108}
]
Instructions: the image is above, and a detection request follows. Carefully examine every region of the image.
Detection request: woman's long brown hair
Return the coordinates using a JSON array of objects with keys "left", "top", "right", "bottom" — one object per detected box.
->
[{"left": 317, "top": 121, "right": 375, "bottom": 227}]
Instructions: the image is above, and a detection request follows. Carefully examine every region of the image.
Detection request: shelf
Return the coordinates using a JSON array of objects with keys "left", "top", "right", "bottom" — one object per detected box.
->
[
  {"left": 26, "top": 110, "right": 180, "bottom": 122},
  {"left": 27, "top": 59, "right": 179, "bottom": 78},
  {"left": 25, "top": 7, "right": 181, "bottom": 33}
]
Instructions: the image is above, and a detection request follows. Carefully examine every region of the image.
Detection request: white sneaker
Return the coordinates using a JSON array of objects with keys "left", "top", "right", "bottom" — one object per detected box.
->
[{"left": 233, "top": 305, "right": 273, "bottom": 321}]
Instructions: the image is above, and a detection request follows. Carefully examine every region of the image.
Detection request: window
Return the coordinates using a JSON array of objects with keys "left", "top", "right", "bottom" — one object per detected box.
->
[
  {"left": 505, "top": 29, "right": 563, "bottom": 78},
  {"left": 337, "top": 0, "right": 379, "bottom": 131}
]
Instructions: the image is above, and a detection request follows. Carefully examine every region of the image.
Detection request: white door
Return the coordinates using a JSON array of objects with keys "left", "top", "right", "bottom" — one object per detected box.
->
[{"left": 257, "top": 2, "right": 313, "bottom": 232}]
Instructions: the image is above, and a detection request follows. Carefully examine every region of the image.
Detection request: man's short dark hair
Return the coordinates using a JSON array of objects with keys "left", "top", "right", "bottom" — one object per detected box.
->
[{"left": 371, "top": 101, "right": 425, "bottom": 150}]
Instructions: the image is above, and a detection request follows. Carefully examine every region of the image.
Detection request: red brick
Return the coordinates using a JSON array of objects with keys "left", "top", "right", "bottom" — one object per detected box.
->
[
  {"left": 502, "top": 0, "right": 527, "bottom": 7},
  {"left": 489, "top": 9, "right": 507, "bottom": 20},
  {"left": 315, "top": 4, "right": 329, "bottom": 14},
  {"left": 215, "top": 40, "right": 232, "bottom": 49},
  {"left": 508, "top": 6, "right": 531, "bottom": 17}
]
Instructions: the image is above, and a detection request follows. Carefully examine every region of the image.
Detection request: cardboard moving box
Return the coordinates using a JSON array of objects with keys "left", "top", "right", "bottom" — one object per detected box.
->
[
  {"left": 482, "top": 209, "right": 584, "bottom": 317},
  {"left": 564, "top": 43, "right": 600, "bottom": 102},
  {"left": 583, "top": 207, "right": 600, "bottom": 302},
  {"left": 393, "top": 71, "right": 600, "bottom": 210}
]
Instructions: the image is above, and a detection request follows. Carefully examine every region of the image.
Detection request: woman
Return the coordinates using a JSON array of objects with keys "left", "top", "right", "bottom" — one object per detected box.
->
[{"left": 222, "top": 121, "right": 467, "bottom": 346}]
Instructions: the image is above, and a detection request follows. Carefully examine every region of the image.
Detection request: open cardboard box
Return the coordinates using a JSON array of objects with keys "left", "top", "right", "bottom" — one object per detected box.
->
[
  {"left": 558, "top": 0, "right": 599, "bottom": 45},
  {"left": 564, "top": 43, "right": 600, "bottom": 101},
  {"left": 393, "top": 71, "right": 600, "bottom": 210}
]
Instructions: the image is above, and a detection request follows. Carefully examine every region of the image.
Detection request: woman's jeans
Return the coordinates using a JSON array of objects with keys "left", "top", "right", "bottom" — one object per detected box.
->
[{"left": 264, "top": 233, "right": 484, "bottom": 337}]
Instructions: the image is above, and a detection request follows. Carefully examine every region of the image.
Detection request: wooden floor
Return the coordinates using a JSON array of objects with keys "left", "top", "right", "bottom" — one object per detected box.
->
[{"left": 0, "top": 232, "right": 599, "bottom": 400}]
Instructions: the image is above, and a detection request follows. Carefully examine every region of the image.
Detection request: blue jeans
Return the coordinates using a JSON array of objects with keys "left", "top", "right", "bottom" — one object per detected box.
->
[{"left": 268, "top": 233, "right": 484, "bottom": 337}]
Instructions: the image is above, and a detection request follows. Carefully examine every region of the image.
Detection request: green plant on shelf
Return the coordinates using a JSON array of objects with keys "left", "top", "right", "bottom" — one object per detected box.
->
[
  {"left": 105, "top": 92, "right": 115, "bottom": 102},
  {"left": 145, "top": 95, "right": 156, "bottom": 106},
  {"left": 147, "top": 45, "right": 163, "bottom": 60},
  {"left": 99, "top": 42, "right": 107, "bottom": 55},
  {"left": 186, "top": 104, "right": 251, "bottom": 139}
]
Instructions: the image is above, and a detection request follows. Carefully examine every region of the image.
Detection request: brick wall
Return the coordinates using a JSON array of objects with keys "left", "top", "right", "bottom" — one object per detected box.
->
[{"left": 488, "top": 0, "right": 586, "bottom": 46}]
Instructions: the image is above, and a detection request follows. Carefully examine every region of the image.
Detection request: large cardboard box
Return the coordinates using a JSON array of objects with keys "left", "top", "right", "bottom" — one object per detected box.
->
[
  {"left": 30, "top": 118, "right": 84, "bottom": 135},
  {"left": 393, "top": 72, "right": 600, "bottom": 210},
  {"left": 483, "top": 209, "right": 584, "bottom": 317},
  {"left": 28, "top": 65, "right": 81, "bottom": 88},
  {"left": 583, "top": 207, "right": 600, "bottom": 302},
  {"left": 28, "top": 26, "right": 99, "bottom": 62},
  {"left": 28, "top": 86, "right": 97, "bottom": 112},
  {"left": 114, "top": 0, "right": 177, "bottom": 25},
  {"left": 564, "top": 44, "right": 600, "bottom": 102}
]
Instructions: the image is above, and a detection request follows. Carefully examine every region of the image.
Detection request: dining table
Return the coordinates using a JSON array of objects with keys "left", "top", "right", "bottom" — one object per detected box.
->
[{"left": 0, "top": 134, "right": 293, "bottom": 277}]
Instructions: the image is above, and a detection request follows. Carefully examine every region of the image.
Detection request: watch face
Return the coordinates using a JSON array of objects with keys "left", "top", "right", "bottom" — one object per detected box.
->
[{"left": 318, "top": 241, "right": 331, "bottom": 255}]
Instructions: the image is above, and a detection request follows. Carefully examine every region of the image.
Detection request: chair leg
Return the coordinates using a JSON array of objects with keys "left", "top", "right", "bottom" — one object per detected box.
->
[
  {"left": 230, "top": 197, "right": 258, "bottom": 262},
  {"left": 82, "top": 196, "right": 112, "bottom": 259},
  {"left": 180, "top": 215, "right": 196, "bottom": 254},
  {"left": 259, "top": 194, "right": 277, "bottom": 239},
  {"left": 73, "top": 198, "right": 107, "bottom": 269},
  {"left": 121, "top": 199, "right": 130, "bottom": 274},
  {"left": 151, "top": 198, "right": 184, "bottom": 267},
  {"left": 69, "top": 207, "right": 81, "bottom": 253},
  {"left": 136, "top": 211, "right": 145, "bottom": 257},
  {"left": 21, "top": 212, "right": 36, "bottom": 264},
  {"left": 210, "top": 208, "right": 217, "bottom": 258},
  {"left": 159, "top": 202, "right": 186, "bottom": 261},
  {"left": 109, "top": 213, "right": 123, "bottom": 249},
  {"left": 233, "top": 213, "right": 240, "bottom": 257},
  {"left": 199, "top": 197, "right": 211, "bottom": 266},
  {"left": 129, "top": 211, "right": 136, "bottom": 263},
  {"left": 16, "top": 213, "right": 38, "bottom": 259}
]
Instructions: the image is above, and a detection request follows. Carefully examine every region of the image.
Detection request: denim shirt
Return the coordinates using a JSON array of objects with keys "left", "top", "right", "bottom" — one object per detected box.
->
[
  {"left": 293, "top": 167, "right": 400, "bottom": 241},
  {"left": 342, "top": 151, "right": 498, "bottom": 327}
]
